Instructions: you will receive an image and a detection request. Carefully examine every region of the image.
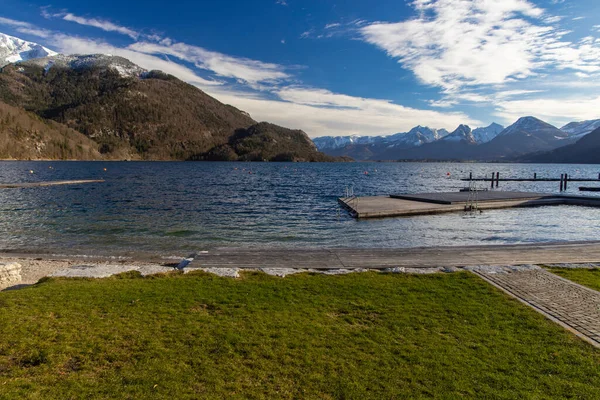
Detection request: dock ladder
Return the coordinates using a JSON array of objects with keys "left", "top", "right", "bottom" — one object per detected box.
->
[{"left": 464, "top": 181, "right": 481, "bottom": 212}]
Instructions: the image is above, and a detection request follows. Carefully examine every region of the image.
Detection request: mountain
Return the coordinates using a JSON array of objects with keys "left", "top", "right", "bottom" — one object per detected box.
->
[
  {"left": 0, "top": 33, "right": 57, "bottom": 67},
  {"left": 389, "top": 125, "right": 449, "bottom": 146},
  {"left": 440, "top": 124, "right": 476, "bottom": 144},
  {"left": 383, "top": 124, "right": 479, "bottom": 160},
  {"left": 312, "top": 126, "right": 450, "bottom": 160},
  {"left": 200, "top": 122, "right": 336, "bottom": 162},
  {"left": 312, "top": 135, "right": 376, "bottom": 151},
  {"left": 472, "top": 123, "right": 504, "bottom": 144},
  {"left": 0, "top": 99, "right": 102, "bottom": 160},
  {"left": 478, "top": 116, "right": 568, "bottom": 159},
  {"left": 525, "top": 127, "right": 600, "bottom": 164},
  {"left": 0, "top": 49, "right": 334, "bottom": 161},
  {"left": 560, "top": 119, "right": 600, "bottom": 141}
]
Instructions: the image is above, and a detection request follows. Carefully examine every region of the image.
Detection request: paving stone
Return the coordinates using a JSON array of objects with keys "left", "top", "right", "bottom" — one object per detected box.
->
[{"left": 472, "top": 268, "right": 600, "bottom": 348}]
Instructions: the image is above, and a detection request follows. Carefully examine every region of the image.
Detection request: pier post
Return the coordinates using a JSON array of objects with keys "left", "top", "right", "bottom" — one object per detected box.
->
[
  {"left": 469, "top": 172, "right": 472, "bottom": 181},
  {"left": 534, "top": 173, "right": 537, "bottom": 180},
  {"left": 491, "top": 173, "right": 494, "bottom": 189},
  {"left": 560, "top": 174, "right": 564, "bottom": 192},
  {"left": 564, "top": 173, "right": 568, "bottom": 190},
  {"left": 496, "top": 172, "right": 500, "bottom": 188}
]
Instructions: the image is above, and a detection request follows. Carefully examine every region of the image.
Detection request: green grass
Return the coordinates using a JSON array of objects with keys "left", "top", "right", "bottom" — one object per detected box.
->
[
  {"left": 0, "top": 271, "right": 598, "bottom": 399},
  {"left": 546, "top": 268, "right": 600, "bottom": 292}
]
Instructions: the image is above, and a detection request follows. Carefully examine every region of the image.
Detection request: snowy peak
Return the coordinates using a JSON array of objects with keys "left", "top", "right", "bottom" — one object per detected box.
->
[
  {"left": 312, "top": 125, "right": 449, "bottom": 151},
  {"left": 405, "top": 125, "right": 449, "bottom": 143},
  {"left": 442, "top": 124, "right": 476, "bottom": 144},
  {"left": 386, "top": 126, "right": 449, "bottom": 147},
  {"left": 19, "top": 54, "right": 148, "bottom": 78},
  {"left": 498, "top": 116, "right": 565, "bottom": 138},
  {"left": 472, "top": 123, "right": 504, "bottom": 144},
  {"left": 0, "top": 32, "right": 57, "bottom": 67},
  {"left": 560, "top": 119, "right": 600, "bottom": 140},
  {"left": 312, "top": 135, "right": 375, "bottom": 150}
]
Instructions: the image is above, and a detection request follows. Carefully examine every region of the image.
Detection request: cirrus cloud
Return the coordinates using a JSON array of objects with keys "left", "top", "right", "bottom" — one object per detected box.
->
[{"left": 360, "top": 0, "right": 600, "bottom": 92}]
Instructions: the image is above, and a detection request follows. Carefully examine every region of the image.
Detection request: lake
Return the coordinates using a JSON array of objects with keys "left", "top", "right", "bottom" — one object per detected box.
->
[{"left": 0, "top": 161, "right": 599, "bottom": 259}]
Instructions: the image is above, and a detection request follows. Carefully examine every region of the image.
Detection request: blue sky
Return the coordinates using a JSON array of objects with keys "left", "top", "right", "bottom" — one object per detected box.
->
[{"left": 2, "top": 0, "right": 600, "bottom": 137}]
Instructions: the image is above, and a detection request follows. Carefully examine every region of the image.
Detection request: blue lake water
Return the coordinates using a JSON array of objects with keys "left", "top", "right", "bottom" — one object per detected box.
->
[{"left": 0, "top": 161, "right": 599, "bottom": 258}]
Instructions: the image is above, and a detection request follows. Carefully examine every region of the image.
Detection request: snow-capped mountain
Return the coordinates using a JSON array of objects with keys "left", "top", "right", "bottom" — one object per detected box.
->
[
  {"left": 441, "top": 124, "right": 476, "bottom": 144},
  {"left": 311, "top": 135, "right": 376, "bottom": 151},
  {"left": 313, "top": 126, "right": 448, "bottom": 151},
  {"left": 20, "top": 54, "right": 148, "bottom": 78},
  {"left": 472, "top": 123, "right": 504, "bottom": 144},
  {"left": 0, "top": 32, "right": 57, "bottom": 67},
  {"left": 478, "top": 116, "right": 569, "bottom": 159},
  {"left": 497, "top": 116, "right": 568, "bottom": 140},
  {"left": 385, "top": 126, "right": 449, "bottom": 148},
  {"left": 560, "top": 119, "right": 600, "bottom": 141}
]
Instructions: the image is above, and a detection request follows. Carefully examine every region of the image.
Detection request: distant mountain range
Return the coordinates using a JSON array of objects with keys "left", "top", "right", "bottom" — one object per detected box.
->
[
  {"left": 523, "top": 126, "right": 600, "bottom": 164},
  {"left": 0, "top": 32, "right": 336, "bottom": 161},
  {"left": 313, "top": 117, "right": 600, "bottom": 162}
]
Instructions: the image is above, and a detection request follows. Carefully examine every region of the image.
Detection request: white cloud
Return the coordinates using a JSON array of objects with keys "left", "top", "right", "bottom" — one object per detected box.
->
[
  {"left": 259, "top": 86, "right": 479, "bottom": 136},
  {"left": 0, "top": 17, "right": 53, "bottom": 39},
  {"left": 572, "top": 17, "right": 585, "bottom": 21},
  {"left": 325, "top": 23, "right": 341, "bottom": 29},
  {"left": 494, "top": 96, "right": 600, "bottom": 126},
  {"left": 15, "top": 27, "right": 53, "bottom": 38},
  {"left": 0, "top": 17, "right": 32, "bottom": 28},
  {"left": 428, "top": 99, "right": 458, "bottom": 108},
  {"left": 360, "top": 0, "right": 600, "bottom": 92},
  {"left": 128, "top": 41, "right": 290, "bottom": 84},
  {"left": 494, "top": 90, "right": 545, "bottom": 99},
  {"left": 47, "top": 12, "right": 139, "bottom": 39}
]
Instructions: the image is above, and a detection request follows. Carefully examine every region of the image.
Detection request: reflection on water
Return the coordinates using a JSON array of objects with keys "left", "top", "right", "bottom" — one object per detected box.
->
[{"left": 0, "top": 161, "right": 598, "bottom": 257}]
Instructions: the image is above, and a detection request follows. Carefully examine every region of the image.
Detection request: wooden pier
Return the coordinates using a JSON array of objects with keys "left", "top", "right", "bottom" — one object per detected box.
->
[
  {"left": 339, "top": 191, "right": 600, "bottom": 219},
  {"left": 0, "top": 180, "right": 104, "bottom": 189},
  {"left": 462, "top": 172, "right": 600, "bottom": 191}
]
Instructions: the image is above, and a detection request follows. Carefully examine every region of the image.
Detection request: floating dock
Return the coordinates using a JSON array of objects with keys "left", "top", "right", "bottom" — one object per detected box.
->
[
  {"left": 339, "top": 191, "right": 600, "bottom": 219},
  {"left": 0, "top": 179, "right": 104, "bottom": 189}
]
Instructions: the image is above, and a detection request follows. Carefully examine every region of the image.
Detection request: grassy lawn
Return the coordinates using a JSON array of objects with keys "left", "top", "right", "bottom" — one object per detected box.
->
[
  {"left": 546, "top": 267, "right": 600, "bottom": 292},
  {"left": 0, "top": 271, "right": 598, "bottom": 399}
]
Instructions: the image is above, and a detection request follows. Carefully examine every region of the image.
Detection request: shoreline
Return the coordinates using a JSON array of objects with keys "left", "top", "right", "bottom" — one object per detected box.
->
[{"left": 2, "top": 240, "right": 600, "bottom": 289}]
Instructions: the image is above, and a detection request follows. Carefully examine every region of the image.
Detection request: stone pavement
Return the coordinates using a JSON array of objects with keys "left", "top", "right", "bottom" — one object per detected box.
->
[{"left": 470, "top": 265, "right": 600, "bottom": 348}]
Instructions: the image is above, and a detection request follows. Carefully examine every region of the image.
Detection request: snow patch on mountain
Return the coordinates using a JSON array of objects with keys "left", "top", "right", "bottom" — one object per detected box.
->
[
  {"left": 498, "top": 116, "right": 563, "bottom": 138},
  {"left": 560, "top": 119, "right": 600, "bottom": 140},
  {"left": 313, "top": 126, "right": 449, "bottom": 151},
  {"left": 20, "top": 54, "right": 148, "bottom": 78},
  {"left": 441, "top": 125, "right": 476, "bottom": 144},
  {"left": 472, "top": 123, "right": 504, "bottom": 144},
  {"left": 0, "top": 32, "right": 57, "bottom": 67}
]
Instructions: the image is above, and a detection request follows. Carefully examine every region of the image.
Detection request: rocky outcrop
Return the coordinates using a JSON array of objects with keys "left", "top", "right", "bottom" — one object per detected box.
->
[{"left": 0, "top": 262, "right": 21, "bottom": 287}]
